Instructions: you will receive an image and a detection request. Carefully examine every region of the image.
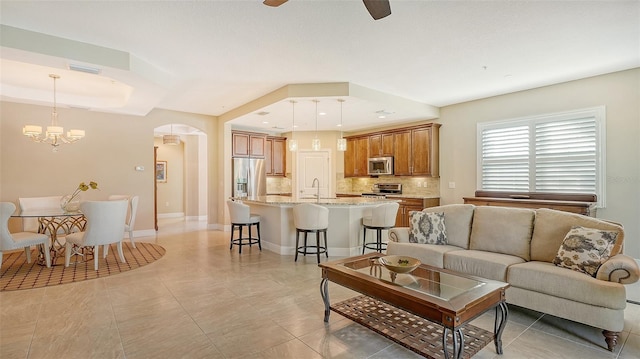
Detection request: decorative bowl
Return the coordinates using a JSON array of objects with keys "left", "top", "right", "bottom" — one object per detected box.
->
[{"left": 378, "top": 255, "right": 421, "bottom": 274}]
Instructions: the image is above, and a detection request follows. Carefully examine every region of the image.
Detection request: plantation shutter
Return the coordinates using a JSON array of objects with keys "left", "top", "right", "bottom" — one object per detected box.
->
[
  {"left": 480, "top": 125, "right": 530, "bottom": 191},
  {"left": 534, "top": 117, "right": 597, "bottom": 193}
]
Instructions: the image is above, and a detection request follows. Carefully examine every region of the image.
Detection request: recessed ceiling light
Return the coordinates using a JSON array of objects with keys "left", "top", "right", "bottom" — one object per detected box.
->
[
  {"left": 262, "top": 121, "right": 269, "bottom": 124},
  {"left": 319, "top": 112, "right": 327, "bottom": 116},
  {"left": 336, "top": 124, "right": 343, "bottom": 127},
  {"left": 378, "top": 115, "right": 386, "bottom": 119}
]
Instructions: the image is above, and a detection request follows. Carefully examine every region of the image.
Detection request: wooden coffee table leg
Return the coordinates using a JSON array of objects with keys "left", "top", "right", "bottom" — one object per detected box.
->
[
  {"left": 320, "top": 276, "right": 330, "bottom": 322},
  {"left": 494, "top": 301, "right": 509, "bottom": 354}
]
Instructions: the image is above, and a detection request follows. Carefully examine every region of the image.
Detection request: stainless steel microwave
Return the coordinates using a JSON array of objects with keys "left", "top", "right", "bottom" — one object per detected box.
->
[{"left": 368, "top": 157, "right": 394, "bottom": 175}]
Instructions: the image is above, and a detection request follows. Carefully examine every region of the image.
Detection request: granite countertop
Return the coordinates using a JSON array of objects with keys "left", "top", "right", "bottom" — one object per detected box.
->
[
  {"left": 242, "top": 195, "right": 399, "bottom": 206},
  {"left": 336, "top": 192, "right": 440, "bottom": 199}
]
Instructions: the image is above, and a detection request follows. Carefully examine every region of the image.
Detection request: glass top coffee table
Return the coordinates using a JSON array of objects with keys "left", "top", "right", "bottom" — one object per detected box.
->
[{"left": 319, "top": 253, "right": 510, "bottom": 359}]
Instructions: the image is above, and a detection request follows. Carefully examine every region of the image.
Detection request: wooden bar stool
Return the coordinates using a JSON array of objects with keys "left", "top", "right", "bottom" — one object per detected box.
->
[
  {"left": 227, "top": 200, "right": 261, "bottom": 254},
  {"left": 362, "top": 202, "right": 399, "bottom": 254},
  {"left": 293, "top": 203, "right": 329, "bottom": 263}
]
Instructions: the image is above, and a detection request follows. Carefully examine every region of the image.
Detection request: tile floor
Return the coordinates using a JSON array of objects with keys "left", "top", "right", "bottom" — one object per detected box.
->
[{"left": 1, "top": 218, "right": 639, "bottom": 359}]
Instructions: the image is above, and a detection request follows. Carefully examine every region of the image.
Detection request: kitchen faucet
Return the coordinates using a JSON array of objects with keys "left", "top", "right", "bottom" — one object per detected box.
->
[{"left": 312, "top": 177, "right": 320, "bottom": 203}]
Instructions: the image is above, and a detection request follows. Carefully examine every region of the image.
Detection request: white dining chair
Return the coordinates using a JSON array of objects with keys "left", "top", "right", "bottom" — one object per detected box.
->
[
  {"left": 108, "top": 194, "right": 139, "bottom": 248},
  {"left": 18, "top": 196, "right": 63, "bottom": 233},
  {"left": 1, "top": 202, "right": 51, "bottom": 268},
  {"left": 64, "top": 200, "right": 128, "bottom": 271}
]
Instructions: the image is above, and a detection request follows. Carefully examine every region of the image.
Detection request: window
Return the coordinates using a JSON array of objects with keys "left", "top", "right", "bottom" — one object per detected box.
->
[{"left": 477, "top": 107, "right": 606, "bottom": 207}]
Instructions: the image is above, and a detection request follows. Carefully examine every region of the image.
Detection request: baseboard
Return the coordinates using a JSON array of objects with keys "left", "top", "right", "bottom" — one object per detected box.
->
[
  {"left": 185, "top": 215, "right": 207, "bottom": 221},
  {"left": 157, "top": 212, "right": 185, "bottom": 219},
  {"left": 130, "top": 229, "right": 157, "bottom": 239}
]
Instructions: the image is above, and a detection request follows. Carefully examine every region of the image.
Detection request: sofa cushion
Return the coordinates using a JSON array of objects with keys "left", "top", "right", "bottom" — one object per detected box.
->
[
  {"left": 552, "top": 226, "right": 619, "bottom": 277},
  {"left": 507, "top": 261, "right": 626, "bottom": 309},
  {"left": 423, "top": 204, "right": 474, "bottom": 249},
  {"left": 409, "top": 211, "right": 447, "bottom": 244},
  {"left": 530, "top": 208, "right": 624, "bottom": 263},
  {"left": 387, "top": 241, "right": 462, "bottom": 268},
  {"left": 468, "top": 206, "right": 535, "bottom": 261},
  {"left": 444, "top": 250, "right": 525, "bottom": 282}
]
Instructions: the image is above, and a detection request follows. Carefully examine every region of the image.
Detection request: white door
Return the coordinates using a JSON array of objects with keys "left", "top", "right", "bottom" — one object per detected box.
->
[{"left": 296, "top": 149, "right": 331, "bottom": 198}]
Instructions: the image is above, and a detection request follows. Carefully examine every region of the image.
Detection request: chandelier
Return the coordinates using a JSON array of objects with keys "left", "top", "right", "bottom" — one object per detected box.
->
[
  {"left": 336, "top": 99, "right": 347, "bottom": 151},
  {"left": 163, "top": 124, "right": 181, "bottom": 145},
  {"left": 23, "top": 74, "right": 85, "bottom": 152}
]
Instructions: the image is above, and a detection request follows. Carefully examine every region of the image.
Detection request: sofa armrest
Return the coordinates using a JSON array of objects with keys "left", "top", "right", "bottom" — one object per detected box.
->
[
  {"left": 595, "top": 254, "right": 640, "bottom": 284},
  {"left": 389, "top": 227, "right": 410, "bottom": 243}
]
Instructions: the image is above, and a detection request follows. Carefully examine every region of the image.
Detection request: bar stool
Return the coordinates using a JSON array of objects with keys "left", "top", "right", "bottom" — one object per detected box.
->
[
  {"left": 362, "top": 202, "right": 399, "bottom": 254},
  {"left": 293, "top": 203, "right": 329, "bottom": 263},
  {"left": 227, "top": 200, "right": 261, "bottom": 254}
]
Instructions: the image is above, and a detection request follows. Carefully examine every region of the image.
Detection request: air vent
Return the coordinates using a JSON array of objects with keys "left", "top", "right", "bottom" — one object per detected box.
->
[
  {"left": 68, "top": 64, "right": 102, "bottom": 75},
  {"left": 256, "top": 111, "right": 270, "bottom": 116}
]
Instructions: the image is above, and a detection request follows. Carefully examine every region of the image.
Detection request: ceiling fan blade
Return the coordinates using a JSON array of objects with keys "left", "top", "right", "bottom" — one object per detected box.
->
[
  {"left": 363, "top": 0, "right": 391, "bottom": 20},
  {"left": 263, "top": 0, "right": 288, "bottom": 7}
]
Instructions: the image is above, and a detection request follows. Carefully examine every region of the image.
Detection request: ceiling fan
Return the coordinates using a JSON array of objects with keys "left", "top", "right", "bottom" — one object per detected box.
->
[{"left": 263, "top": 0, "right": 391, "bottom": 20}]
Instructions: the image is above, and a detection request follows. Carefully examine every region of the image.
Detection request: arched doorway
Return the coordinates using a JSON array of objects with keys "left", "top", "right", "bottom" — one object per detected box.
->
[{"left": 153, "top": 124, "right": 208, "bottom": 231}]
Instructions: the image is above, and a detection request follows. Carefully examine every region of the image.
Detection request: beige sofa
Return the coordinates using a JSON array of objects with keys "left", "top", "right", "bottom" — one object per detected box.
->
[{"left": 387, "top": 204, "right": 640, "bottom": 351}]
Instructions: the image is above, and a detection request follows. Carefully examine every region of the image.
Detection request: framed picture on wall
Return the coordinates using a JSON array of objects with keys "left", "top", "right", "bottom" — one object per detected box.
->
[{"left": 156, "top": 161, "right": 167, "bottom": 182}]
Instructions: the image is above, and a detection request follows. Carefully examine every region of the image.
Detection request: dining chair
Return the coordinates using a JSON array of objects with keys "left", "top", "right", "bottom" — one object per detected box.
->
[
  {"left": 18, "top": 196, "right": 63, "bottom": 233},
  {"left": 108, "top": 194, "right": 139, "bottom": 248},
  {"left": 64, "top": 200, "right": 128, "bottom": 271},
  {"left": 1, "top": 202, "right": 51, "bottom": 268}
]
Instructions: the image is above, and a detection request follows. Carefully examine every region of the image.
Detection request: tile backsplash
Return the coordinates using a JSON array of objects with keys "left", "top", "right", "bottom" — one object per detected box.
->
[{"left": 267, "top": 174, "right": 439, "bottom": 197}]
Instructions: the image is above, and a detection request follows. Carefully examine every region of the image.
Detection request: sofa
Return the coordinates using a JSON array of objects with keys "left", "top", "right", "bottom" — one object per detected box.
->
[{"left": 387, "top": 204, "right": 640, "bottom": 351}]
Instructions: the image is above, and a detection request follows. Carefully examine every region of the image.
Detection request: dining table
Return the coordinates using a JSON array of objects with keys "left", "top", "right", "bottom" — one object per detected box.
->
[{"left": 11, "top": 208, "right": 86, "bottom": 265}]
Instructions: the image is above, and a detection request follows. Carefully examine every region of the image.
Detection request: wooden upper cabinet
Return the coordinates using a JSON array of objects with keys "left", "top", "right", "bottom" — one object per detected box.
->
[
  {"left": 232, "top": 131, "right": 266, "bottom": 158},
  {"left": 345, "top": 137, "right": 369, "bottom": 177},
  {"left": 347, "top": 123, "right": 441, "bottom": 177},
  {"left": 369, "top": 133, "right": 393, "bottom": 157},
  {"left": 393, "top": 130, "right": 412, "bottom": 175},
  {"left": 265, "top": 136, "right": 286, "bottom": 176}
]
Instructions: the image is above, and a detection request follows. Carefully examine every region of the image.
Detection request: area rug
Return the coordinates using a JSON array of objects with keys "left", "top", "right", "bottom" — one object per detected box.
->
[
  {"left": 0, "top": 242, "right": 165, "bottom": 291},
  {"left": 332, "top": 295, "right": 494, "bottom": 359}
]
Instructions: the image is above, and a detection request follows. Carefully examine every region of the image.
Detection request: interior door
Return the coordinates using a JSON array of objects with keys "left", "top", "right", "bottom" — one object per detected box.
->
[{"left": 296, "top": 149, "right": 330, "bottom": 198}]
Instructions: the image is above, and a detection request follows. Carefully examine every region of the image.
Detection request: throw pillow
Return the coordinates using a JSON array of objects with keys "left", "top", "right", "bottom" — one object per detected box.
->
[
  {"left": 552, "top": 226, "right": 619, "bottom": 277},
  {"left": 409, "top": 211, "right": 447, "bottom": 245}
]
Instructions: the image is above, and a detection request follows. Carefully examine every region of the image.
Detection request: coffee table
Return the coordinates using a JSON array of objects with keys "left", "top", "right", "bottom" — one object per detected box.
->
[{"left": 319, "top": 253, "right": 510, "bottom": 359}]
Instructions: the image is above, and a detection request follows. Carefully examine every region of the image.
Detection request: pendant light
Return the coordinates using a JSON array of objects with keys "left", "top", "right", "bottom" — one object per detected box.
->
[
  {"left": 288, "top": 100, "right": 298, "bottom": 151},
  {"left": 163, "top": 124, "right": 180, "bottom": 145},
  {"left": 336, "top": 99, "right": 347, "bottom": 151},
  {"left": 23, "top": 74, "right": 85, "bottom": 152},
  {"left": 311, "top": 99, "right": 321, "bottom": 151}
]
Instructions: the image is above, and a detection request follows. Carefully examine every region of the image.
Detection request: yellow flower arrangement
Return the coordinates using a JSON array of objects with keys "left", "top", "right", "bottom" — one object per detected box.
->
[{"left": 61, "top": 181, "right": 99, "bottom": 211}]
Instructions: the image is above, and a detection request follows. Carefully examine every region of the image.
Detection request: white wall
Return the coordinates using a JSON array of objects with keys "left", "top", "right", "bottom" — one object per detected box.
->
[{"left": 438, "top": 68, "right": 640, "bottom": 258}]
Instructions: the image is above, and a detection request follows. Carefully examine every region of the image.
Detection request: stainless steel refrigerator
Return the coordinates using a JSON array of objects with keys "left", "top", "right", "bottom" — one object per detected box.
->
[{"left": 232, "top": 158, "right": 266, "bottom": 199}]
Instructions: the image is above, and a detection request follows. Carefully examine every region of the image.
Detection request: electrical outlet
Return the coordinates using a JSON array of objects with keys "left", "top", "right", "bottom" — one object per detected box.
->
[
  {"left": 448, "top": 182, "right": 456, "bottom": 189},
  {"left": 417, "top": 182, "right": 421, "bottom": 188},
  {"left": 423, "top": 181, "right": 428, "bottom": 187},
  {"left": 165, "top": 201, "right": 170, "bottom": 207}
]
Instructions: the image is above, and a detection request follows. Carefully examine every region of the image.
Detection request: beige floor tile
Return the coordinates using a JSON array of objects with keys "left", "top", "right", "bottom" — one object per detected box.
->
[
  {"left": 206, "top": 320, "right": 295, "bottom": 358},
  {"left": 250, "top": 338, "right": 324, "bottom": 359},
  {"left": 619, "top": 332, "right": 640, "bottom": 359},
  {"left": 497, "top": 327, "right": 619, "bottom": 359},
  {"left": 28, "top": 326, "right": 124, "bottom": 359}
]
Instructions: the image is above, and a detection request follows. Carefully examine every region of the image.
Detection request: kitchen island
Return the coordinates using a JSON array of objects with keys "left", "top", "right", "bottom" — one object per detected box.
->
[{"left": 241, "top": 196, "right": 399, "bottom": 257}]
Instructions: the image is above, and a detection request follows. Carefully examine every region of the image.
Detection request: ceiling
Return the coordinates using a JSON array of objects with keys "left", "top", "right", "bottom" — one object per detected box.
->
[{"left": 1, "top": 1, "right": 638, "bottom": 134}]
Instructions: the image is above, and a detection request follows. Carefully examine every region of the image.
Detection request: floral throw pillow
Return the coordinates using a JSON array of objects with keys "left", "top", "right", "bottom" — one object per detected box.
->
[
  {"left": 408, "top": 211, "right": 447, "bottom": 245},
  {"left": 552, "top": 226, "right": 619, "bottom": 277}
]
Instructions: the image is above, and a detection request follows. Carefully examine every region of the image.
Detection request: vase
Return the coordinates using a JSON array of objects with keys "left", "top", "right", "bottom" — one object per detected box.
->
[{"left": 60, "top": 194, "right": 80, "bottom": 212}]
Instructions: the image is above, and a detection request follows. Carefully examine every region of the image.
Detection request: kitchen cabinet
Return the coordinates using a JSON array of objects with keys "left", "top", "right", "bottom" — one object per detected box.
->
[
  {"left": 392, "top": 197, "right": 441, "bottom": 227},
  {"left": 344, "top": 137, "right": 369, "bottom": 177},
  {"left": 393, "top": 124, "right": 440, "bottom": 177},
  {"left": 369, "top": 133, "right": 393, "bottom": 157},
  {"left": 265, "top": 136, "right": 286, "bottom": 176},
  {"left": 344, "top": 123, "right": 440, "bottom": 178},
  {"left": 232, "top": 131, "right": 266, "bottom": 158}
]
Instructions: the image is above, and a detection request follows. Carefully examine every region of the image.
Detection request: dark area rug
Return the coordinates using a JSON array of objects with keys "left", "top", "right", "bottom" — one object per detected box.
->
[{"left": 0, "top": 242, "right": 165, "bottom": 291}]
